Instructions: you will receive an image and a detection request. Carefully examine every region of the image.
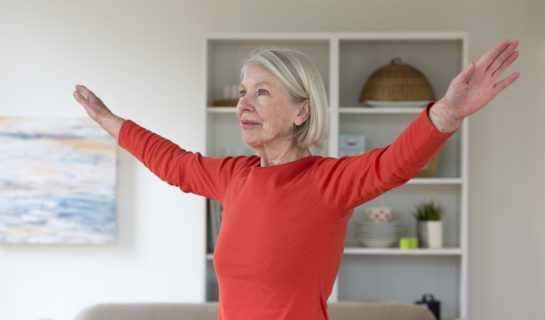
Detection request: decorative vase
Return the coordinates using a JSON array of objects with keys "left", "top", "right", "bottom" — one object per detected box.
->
[{"left": 417, "top": 221, "right": 443, "bottom": 248}]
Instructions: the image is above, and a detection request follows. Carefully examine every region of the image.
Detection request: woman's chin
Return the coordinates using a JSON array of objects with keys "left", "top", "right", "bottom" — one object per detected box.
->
[
  {"left": 242, "top": 141, "right": 258, "bottom": 149},
  {"left": 241, "top": 137, "right": 260, "bottom": 150}
]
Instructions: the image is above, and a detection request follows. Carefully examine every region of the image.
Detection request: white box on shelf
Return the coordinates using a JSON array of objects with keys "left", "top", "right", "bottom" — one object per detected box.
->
[{"left": 339, "top": 133, "right": 365, "bottom": 156}]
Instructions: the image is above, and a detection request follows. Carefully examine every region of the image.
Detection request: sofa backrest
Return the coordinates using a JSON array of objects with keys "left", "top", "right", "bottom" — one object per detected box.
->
[
  {"left": 75, "top": 301, "right": 435, "bottom": 320},
  {"left": 329, "top": 301, "right": 435, "bottom": 320}
]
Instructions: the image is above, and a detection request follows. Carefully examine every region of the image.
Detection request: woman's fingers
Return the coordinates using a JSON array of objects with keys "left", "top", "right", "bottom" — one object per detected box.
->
[
  {"left": 493, "top": 71, "right": 520, "bottom": 95},
  {"left": 74, "top": 84, "right": 106, "bottom": 109},
  {"left": 487, "top": 40, "right": 519, "bottom": 75},
  {"left": 73, "top": 89, "right": 88, "bottom": 105},
  {"left": 491, "top": 50, "right": 519, "bottom": 79},
  {"left": 75, "top": 84, "right": 95, "bottom": 99},
  {"left": 476, "top": 39, "right": 510, "bottom": 72},
  {"left": 74, "top": 84, "right": 102, "bottom": 113}
]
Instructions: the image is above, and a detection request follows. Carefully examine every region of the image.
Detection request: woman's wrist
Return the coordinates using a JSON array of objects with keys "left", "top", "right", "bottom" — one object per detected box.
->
[
  {"left": 429, "top": 99, "right": 463, "bottom": 133},
  {"left": 99, "top": 113, "right": 126, "bottom": 141}
]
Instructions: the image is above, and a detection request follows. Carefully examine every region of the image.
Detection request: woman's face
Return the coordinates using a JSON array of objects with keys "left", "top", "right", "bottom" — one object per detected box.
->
[{"left": 236, "top": 64, "right": 308, "bottom": 151}]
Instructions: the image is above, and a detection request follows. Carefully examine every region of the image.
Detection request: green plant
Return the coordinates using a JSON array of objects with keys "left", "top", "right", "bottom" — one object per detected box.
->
[{"left": 412, "top": 200, "right": 444, "bottom": 221}]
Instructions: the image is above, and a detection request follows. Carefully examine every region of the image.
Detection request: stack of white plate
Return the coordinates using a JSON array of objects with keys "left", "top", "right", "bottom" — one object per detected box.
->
[{"left": 355, "top": 220, "right": 401, "bottom": 248}]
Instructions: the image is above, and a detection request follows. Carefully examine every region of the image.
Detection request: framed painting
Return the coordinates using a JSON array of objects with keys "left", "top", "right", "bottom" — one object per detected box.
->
[{"left": 0, "top": 117, "right": 117, "bottom": 244}]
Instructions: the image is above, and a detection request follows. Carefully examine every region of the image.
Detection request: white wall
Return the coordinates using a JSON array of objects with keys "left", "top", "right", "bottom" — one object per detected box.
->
[{"left": 1, "top": 1, "right": 543, "bottom": 319}]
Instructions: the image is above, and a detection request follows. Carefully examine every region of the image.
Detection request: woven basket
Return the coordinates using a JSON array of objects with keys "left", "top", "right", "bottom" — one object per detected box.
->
[{"left": 360, "top": 58, "right": 435, "bottom": 102}]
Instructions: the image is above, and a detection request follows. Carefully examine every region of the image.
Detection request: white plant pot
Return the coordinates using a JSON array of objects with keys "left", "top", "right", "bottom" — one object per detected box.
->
[{"left": 418, "top": 221, "right": 443, "bottom": 248}]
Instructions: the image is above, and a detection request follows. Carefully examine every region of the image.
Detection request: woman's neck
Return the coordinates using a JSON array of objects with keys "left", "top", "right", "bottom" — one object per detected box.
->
[{"left": 257, "top": 142, "right": 312, "bottom": 167}]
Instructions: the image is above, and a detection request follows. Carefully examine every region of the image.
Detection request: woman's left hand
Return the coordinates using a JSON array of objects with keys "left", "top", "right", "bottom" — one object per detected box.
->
[{"left": 437, "top": 39, "right": 520, "bottom": 122}]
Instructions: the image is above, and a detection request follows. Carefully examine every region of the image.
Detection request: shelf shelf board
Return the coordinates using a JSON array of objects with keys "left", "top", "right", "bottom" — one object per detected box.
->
[
  {"left": 208, "top": 107, "right": 425, "bottom": 114},
  {"left": 207, "top": 248, "right": 463, "bottom": 259},
  {"left": 343, "top": 247, "right": 463, "bottom": 256},
  {"left": 208, "top": 107, "right": 237, "bottom": 113},
  {"left": 339, "top": 107, "right": 424, "bottom": 114}
]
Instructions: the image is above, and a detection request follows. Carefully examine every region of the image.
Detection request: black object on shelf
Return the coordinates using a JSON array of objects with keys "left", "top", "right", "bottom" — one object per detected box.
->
[{"left": 415, "top": 293, "right": 441, "bottom": 319}]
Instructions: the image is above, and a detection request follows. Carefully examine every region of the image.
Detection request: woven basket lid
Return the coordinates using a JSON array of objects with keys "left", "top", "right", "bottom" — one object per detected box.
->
[{"left": 359, "top": 58, "right": 436, "bottom": 102}]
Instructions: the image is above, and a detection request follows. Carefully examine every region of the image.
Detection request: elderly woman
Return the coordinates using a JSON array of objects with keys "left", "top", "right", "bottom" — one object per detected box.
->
[{"left": 73, "top": 39, "right": 519, "bottom": 320}]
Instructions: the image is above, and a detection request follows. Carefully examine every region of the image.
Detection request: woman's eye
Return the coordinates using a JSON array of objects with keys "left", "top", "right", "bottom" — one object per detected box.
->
[{"left": 239, "top": 89, "right": 268, "bottom": 97}]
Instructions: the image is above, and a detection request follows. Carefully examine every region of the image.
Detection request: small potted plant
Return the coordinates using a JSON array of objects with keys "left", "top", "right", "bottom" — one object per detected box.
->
[{"left": 412, "top": 200, "right": 444, "bottom": 248}]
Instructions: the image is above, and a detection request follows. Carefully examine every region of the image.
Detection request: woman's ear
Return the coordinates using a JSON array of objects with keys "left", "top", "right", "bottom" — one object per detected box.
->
[{"left": 294, "top": 100, "right": 310, "bottom": 126}]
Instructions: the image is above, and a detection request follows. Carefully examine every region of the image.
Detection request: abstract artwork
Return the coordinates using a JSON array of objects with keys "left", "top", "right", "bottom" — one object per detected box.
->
[{"left": 0, "top": 117, "right": 117, "bottom": 244}]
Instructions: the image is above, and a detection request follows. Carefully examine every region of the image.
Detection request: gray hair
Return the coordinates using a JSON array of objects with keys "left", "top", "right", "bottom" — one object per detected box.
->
[{"left": 240, "top": 48, "right": 329, "bottom": 148}]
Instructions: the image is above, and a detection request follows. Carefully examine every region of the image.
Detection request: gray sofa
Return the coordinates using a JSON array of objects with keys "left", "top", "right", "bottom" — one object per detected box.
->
[{"left": 75, "top": 301, "right": 435, "bottom": 320}]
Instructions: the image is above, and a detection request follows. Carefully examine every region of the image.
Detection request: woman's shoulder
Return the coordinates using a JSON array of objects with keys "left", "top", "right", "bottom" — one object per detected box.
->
[{"left": 309, "top": 153, "right": 375, "bottom": 172}]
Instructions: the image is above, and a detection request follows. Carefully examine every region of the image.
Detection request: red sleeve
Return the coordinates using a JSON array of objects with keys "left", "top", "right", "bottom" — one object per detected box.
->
[
  {"left": 118, "top": 120, "right": 254, "bottom": 202},
  {"left": 312, "top": 101, "right": 458, "bottom": 215}
]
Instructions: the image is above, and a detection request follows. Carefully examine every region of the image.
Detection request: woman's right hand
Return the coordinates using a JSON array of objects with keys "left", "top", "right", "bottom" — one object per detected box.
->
[
  {"left": 73, "top": 84, "right": 125, "bottom": 140},
  {"left": 73, "top": 84, "right": 114, "bottom": 122}
]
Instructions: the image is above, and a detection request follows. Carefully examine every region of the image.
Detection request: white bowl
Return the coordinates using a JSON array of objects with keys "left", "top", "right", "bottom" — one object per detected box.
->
[
  {"left": 356, "top": 235, "right": 399, "bottom": 240},
  {"left": 358, "top": 227, "right": 401, "bottom": 233},
  {"left": 359, "top": 225, "right": 401, "bottom": 230},
  {"left": 356, "top": 233, "right": 399, "bottom": 238},
  {"left": 359, "top": 222, "right": 401, "bottom": 228},
  {"left": 360, "top": 219, "right": 401, "bottom": 225},
  {"left": 356, "top": 230, "right": 399, "bottom": 236},
  {"left": 359, "top": 238, "right": 397, "bottom": 248}
]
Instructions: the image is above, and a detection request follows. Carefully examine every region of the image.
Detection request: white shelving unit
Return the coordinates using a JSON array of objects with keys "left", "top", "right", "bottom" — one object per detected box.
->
[{"left": 203, "top": 32, "right": 468, "bottom": 320}]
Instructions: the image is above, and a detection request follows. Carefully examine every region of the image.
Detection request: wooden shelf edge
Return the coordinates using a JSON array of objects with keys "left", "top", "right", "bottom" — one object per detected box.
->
[
  {"left": 207, "top": 248, "right": 463, "bottom": 259},
  {"left": 339, "top": 107, "right": 423, "bottom": 114},
  {"left": 343, "top": 247, "right": 463, "bottom": 256}
]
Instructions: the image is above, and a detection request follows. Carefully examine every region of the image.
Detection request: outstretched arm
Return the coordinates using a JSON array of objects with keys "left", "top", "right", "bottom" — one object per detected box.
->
[
  {"left": 73, "top": 85, "right": 125, "bottom": 141},
  {"left": 313, "top": 39, "right": 521, "bottom": 215},
  {"left": 429, "top": 39, "right": 520, "bottom": 133},
  {"left": 72, "top": 84, "right": 253, "bottom": 201}
]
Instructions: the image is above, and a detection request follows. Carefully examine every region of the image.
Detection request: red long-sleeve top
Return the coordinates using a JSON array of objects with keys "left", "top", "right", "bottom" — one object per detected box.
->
[{"left": 118, "top": 101, "right": 456, "bottom": 320}]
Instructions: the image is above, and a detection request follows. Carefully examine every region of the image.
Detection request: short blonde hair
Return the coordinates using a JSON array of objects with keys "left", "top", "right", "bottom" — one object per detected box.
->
[{"left": 240, "top": 48, "right": 329, "bottom": 148}]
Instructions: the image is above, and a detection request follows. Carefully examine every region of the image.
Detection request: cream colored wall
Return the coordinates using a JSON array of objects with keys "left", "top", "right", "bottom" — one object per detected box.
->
[{"left": 0, "top": 1, "right": 543, "bottom": 319}]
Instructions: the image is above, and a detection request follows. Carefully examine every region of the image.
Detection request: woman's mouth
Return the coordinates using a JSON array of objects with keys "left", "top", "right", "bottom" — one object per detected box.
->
[{"left": 241, "top": 121, "right": 260, "bottom": 128}]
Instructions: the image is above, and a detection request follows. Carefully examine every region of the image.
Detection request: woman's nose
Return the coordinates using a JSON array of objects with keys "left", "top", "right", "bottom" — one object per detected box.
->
[{"left": 237, "top": 96, "right": 254, "bottom": 111}]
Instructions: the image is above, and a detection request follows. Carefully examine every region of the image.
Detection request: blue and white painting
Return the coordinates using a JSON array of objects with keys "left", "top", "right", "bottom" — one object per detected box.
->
[{"left": 0, "top": 117, "right": 116, "bottom": 244}]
